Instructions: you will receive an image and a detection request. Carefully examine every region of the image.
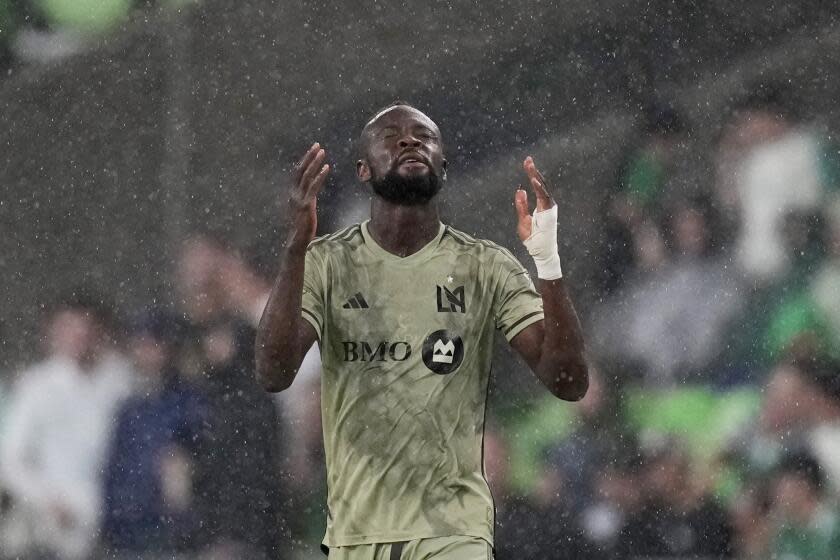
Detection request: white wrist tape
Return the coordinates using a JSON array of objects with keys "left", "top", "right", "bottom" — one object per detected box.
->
[{"left": 522, "top": 204, "right": 563, "bottom": 280}]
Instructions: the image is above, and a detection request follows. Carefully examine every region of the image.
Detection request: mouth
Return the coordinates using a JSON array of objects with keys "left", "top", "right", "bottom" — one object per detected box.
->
[{"left": 398, "top": 154, "right": 429, "bottom": 168}]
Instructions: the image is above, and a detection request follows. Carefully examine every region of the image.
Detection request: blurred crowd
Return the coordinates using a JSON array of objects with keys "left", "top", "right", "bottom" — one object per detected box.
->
[
  {"left": 2, "top": 82, "right": 840, "bottom": 560},
  {"left": 593, "top": 84, "right": 840, "bottom": 384},
  {"left": 0, "top": 0, "right": 184, "bottom": 73},
  {"left": 0, "top": 236, "right": 323, "bottom": 560}
]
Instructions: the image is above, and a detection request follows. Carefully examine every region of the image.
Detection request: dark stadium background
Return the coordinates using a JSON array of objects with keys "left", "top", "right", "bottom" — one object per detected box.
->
[{"left": 3, "top": 1, "right": 840, "bottom": 559}]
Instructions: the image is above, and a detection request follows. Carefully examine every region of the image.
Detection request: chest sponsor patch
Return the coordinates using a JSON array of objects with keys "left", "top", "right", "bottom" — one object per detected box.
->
[{"left": 421, "top": 329, "right": 464, "bottom": 374}]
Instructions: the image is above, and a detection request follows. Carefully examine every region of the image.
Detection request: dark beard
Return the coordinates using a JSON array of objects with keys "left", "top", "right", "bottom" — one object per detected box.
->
[{"left": 370, "top": 168, "right": 442, "bottom": 206}]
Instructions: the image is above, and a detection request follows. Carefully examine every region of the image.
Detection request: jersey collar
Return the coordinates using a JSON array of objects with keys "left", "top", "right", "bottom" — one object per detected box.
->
[{"left": 360, "top": 219, "right": 446, "bottom": 264}]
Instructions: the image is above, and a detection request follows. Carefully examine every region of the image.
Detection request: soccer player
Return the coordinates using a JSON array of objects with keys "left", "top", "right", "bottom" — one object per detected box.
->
[{"left": 255, "top": 102, "right": 588, "bottom": 559}]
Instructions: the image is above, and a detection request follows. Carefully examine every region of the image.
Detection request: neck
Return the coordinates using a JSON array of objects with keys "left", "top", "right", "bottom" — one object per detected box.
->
[
  {"left": 368, "top": 197, "right": 441, "bottom": 257},
  {"left": 78, "top": 350, "right": 102, "bottom": 373},
  {"left": 792, "top": 498, "right": 820, "bottom": 526}
]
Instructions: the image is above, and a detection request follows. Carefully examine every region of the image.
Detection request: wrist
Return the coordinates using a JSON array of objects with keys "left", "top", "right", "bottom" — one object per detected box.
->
[
  {"left": 532, "top": 252, "right": 563, "bottom": 280},
  {"left": 522, "top": 204, "right": 562, "bottom": 279}
]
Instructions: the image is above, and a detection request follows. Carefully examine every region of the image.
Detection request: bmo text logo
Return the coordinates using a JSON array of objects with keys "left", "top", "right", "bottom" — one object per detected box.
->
[
  {"left": 342, "top": 341, "right": 412, "bottom": 362},
  {"left": 421, "top": 330, "right": 464, "bottom": 375}
]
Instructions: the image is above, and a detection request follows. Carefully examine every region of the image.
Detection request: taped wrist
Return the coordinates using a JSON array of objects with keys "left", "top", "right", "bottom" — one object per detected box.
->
[{"left": 522, "top": 204, "right": 563, "bottom": 280}]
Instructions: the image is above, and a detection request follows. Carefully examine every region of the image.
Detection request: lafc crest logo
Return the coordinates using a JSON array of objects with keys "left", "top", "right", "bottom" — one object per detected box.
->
[
  {"left": 422, "top": 330, "right": 464, "bottom": 375},
  {"left": 436, "top": 285, "right": 465, "bottom": 313}
]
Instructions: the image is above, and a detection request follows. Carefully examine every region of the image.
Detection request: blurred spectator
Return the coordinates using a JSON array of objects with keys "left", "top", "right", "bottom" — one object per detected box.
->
[
  {"left": 100, "top": 309, "right": 205, "bottom": 557},
  {"left": 175, "top": 233, "right": 228, "bottom": 329},
  {"left": 545, "top": 365, "right": 637, "bottom": 515},
  {"left": 191, "top": 315, "right": 288, "bottom": 559},
  {"left": 769, "top": 452, "right": 840, "bottom": 560},
  {"left": 0, "top": 293, "right": 134, "bottom": 560},
  {"left": 216, "top": 246, "right": 273, "bottom": 328},
  {"left": 808, "top": 198, "right": 840, "bottom": 350},
  {"left": 740, "top": 356, "right": 840, "bottom": 492},
  {"left": 176, "top": 232, "right": 322, "bottom": 478},
  {"left": 173, "top": 233, "right": 232, "bottom": 383},
  {"left": 715, "top": 83, "right": 827, "bottom": 282},
  {"left": 180, "top": 234, "right": 324, "bottom": 521},
  {"left": 595, "top": 195, "right": 744, "bottom": 384},
  {"left": 759, "top": 209, "right": 829, "bottom": 361},
  {"left": 273, "top": 341, "right": 323, "bottom": 549},
  {"left": 616, "top": 443, "right": 734, "bottom": 558},
  {"left": 745, "top": 360, "right": 812, "bottom": 472},
  {"left": 172, "top": 235, "right": 289, "bottom": 557},
  {"left": 717, "top": 207, "right": 828, "bottom": 377},
  {"left": 490, "top": 430, "right": 598, "bottom": 559},
  {"left": 601, "top": 101, "right": 686, "bottom": 293},
  {"left": 581, "top": 455, "right": 645, "bottom": 554},
  {"left": 729, "top": 479, "right": 773, "bottom": 559}
]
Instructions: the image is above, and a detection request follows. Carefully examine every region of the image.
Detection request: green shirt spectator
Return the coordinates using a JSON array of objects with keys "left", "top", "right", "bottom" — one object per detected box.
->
[
  {"left": 772, "top": 508, "right": 840, "bottom": 560},
  {"left": 770, "top": 452, "right": 840, "bottom": 560}
]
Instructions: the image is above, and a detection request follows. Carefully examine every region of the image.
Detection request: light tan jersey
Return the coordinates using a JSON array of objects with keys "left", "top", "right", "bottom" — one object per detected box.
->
[{"left": 301, "top": 221, "right": 544, "bottom": 548}]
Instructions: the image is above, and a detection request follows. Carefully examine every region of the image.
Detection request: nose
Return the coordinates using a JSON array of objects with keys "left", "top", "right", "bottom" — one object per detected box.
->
[{"left": 398, "top": 135, "right": 422, "bottom": 149}]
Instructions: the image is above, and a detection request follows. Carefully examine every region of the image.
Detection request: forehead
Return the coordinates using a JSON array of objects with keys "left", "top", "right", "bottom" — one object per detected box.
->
[
  {"left": 50, "top": 308, "right": 95, "bottom": 328},
  {"left": 365, "top": 106, "right": 439, "bottom": 133}
]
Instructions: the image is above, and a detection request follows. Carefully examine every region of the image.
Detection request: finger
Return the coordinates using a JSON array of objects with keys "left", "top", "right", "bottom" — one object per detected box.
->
[
  {"left": 529, "top": 176, "right": 553, "bottom": 203},
  {"left": 300, "top": 149, "right": 326, "bottom": 187},
  {"left": 293, "top": 143, "right": 320, "bottom": 186},
  {"left": 523, "top": 156, "right": 546, "bottom": 190},
  {"left": 523, "top": 156, "right": 539, "bottom": 180},
  {"left": 514, "top": 187, "right": 530, "bottom": 221},
  {"left": 305, "top": 164, "right": 331, "bottom": 199},
  {"left": 294, "top": 143, "right": 321, "bottom": 182},
  {"left": 523, "top": 156, "right": 549, "bottom": 195},
  {"left": 535, "top": 168, "right": 552, "bottom": 193},
  {"left": 295, "top": 142, "right": 320, "bottom": 172},
  {"left": 524, "top": 157, "right": 555, "bottom": 208}
]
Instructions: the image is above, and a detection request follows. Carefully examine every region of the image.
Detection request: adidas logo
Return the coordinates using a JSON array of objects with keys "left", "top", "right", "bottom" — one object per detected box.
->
[{"left": 342, "top": 292, "right": 369, "bottom": 309}]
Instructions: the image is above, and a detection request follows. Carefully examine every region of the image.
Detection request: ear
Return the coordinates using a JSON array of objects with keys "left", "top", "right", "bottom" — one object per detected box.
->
[
  {"left": 441, "top": 158, "right": 448, "bottom": 181},
  {"left": 357, "top": 159, "right": 371, "bottom": 182}
]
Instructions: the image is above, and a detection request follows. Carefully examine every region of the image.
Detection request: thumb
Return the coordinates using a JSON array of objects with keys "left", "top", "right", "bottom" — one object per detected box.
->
[{"left": 515, "top": 187, "right": 530, "bottom": 222}]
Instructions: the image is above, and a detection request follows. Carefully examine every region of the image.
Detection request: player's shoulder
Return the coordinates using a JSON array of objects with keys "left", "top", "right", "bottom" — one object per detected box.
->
[
  {"left": 441, "top": 224, "right": 520, "bottom": 264},
  {"left": 307, "top": 223, "right": 364, "bottom": 253}
]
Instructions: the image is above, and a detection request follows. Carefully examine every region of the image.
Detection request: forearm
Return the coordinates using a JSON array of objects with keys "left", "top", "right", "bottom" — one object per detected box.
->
[
  {"left": 511, "top": 156, "right": 588, "bottom": 400},
  {"left": 535, "top": 278, "right": 588, "bottom": 400},
  {"left": 255, "top": 244, "right": 311, "bottom": 392},
  {"left": 256, "top": 142, "right": 329, "bottom": 391}
]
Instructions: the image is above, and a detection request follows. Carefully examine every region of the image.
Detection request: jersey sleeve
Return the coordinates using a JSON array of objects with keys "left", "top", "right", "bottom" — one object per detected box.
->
[
  {"left": 301, "top": 244, "right": 326, "bottom": 340},
  {"left": 493, "top": 250, "right": 545, "bottom": 342}
]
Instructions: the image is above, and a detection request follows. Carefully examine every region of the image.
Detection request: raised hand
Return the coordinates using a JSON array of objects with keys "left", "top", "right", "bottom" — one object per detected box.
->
[
  {"left": 514, "top": 156, "right": 556, "bottom": 242},
  {"left": 286, "top": 143, "right": 331, "bottom": 250}
]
